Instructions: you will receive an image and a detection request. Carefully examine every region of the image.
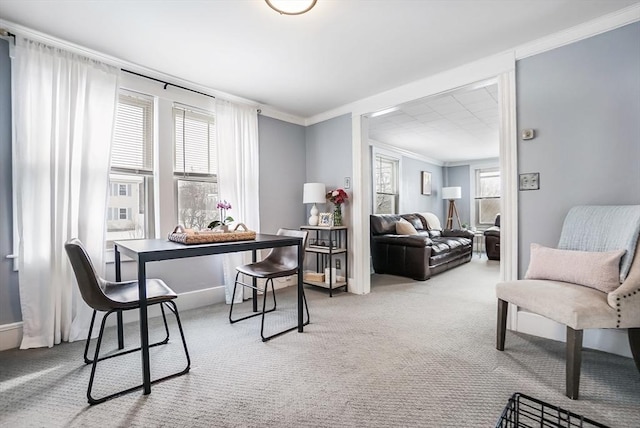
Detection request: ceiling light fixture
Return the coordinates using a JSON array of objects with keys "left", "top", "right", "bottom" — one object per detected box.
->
[
  {"left": 265, "top": 0, "right": 317, "bottom": 15},
  {"left": 370, "top": 106, "right": 400, "bottom": 118}
]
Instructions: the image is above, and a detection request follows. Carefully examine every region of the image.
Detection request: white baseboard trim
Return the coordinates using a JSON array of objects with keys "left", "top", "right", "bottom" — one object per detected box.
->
[
  {"left": 0, "top": 286, "right": 229, "bottom": 352},
  {"left": 516, "top": 311, "right": 632, "bottom": 358},
  {"left": 0, "top": 322, "right": 24, "bottom": 352}
]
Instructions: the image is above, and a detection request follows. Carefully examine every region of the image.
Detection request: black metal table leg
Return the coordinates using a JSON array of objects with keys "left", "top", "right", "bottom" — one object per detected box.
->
[
  {"left": 137, "top": 259, "right": 151, "bottom": 395},
  {"left": 252, "top": 249, "right": 258, "bottom": 312},
  {"left": 114, "top": 248, "right": 125, "bottom": 349}
]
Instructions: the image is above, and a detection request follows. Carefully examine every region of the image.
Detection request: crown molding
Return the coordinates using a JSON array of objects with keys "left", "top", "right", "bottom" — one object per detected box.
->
[
  {"left": 444, "top": 157, "right": 500, "bottom": 168},
  {"left": 307, "top": 4, "right": 640, "bottom": 125},
  {"left": 515, "top": 3, "right": 640, "bottom": 59},
  {"left": 369, "top": 140, "right": 444, "bottom": 167},
  {"left": 0, "top": 19, "right": 305, "bottom": 124}
]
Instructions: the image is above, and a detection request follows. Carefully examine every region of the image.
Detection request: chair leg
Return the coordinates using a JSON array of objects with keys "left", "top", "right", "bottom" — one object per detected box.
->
[
  {"left": 302, "top": 288, "right": 310, "bottom": 325},
  {"left": 260, "top": 278, "right": 274, "bottom": 341},
  {"left": 229, "top": 272, "right": 277, "bottom": 324},
  {"left": 497, "top": 299, "right": 508, "bottom": 351},
  {"left": 86, "top": 302, "right": 191, "bottom": 405},
  {"left": 228, "top": 271, "right": 241, "bottom": 323},
  {"left": 84, "top": 310, "right": 98, "bottom": 364},
  {"left": 566, "top": 327, "right": 583, "bottom": 400},
  {"left": 158, "top": 302, "right": 170, "bottom": 345},
  {"left": 87, "top": 309, "right": 112, "bottom": 404},
  {"left": 629, "top": 328, "right": 640, "bottom": 374},
  {"left": 165, "top": 300, "right": 191, "bottom": 373}
]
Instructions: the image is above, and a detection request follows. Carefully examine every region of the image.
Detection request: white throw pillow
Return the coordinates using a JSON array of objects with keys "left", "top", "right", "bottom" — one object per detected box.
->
[
  {"left": 419, "top": 212, "right": 442, "bottom": 231},
  {"left": 396, "top": 218, "right": 419, "bottom": 235},
  {"left": 524, "top": 243, "right": 625, "bottom": 293}
]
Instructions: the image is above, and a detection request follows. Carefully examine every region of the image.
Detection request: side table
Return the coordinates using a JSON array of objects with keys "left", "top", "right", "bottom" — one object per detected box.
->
[
  {"left": 300, "top": 225, "right": 348, "bottom": 297},
  {"left": 474, "top": 231, "right": 484, "bottom": 258}
]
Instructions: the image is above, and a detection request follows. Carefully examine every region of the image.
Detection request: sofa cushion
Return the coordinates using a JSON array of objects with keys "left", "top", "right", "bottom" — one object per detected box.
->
[
  {"left": 370, "top": 214, "right": 402, "bottom": 235},
  {"left": 524, "top": 243, "right": 625, "bottom": 293},
  {"left": 396, "top": 218, "right": 419, "bottom": 235},
  {"left": 418, "top": 212, "right": 442, "bottom": 231},
  {"left": 400, "top": 214, "right": 426, "bottom": 231}
]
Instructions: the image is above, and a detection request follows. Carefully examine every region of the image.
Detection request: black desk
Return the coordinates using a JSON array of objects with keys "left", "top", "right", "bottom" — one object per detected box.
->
[{"left": 114, "top": 234, "right": 305, "bottom": 396}]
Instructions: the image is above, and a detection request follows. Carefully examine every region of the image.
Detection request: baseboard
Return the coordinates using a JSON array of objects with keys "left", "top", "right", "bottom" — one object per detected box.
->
[
  {"left": 0, "top": 322, "right": 24, "bottom": 351},
  {"left": 516, "top": 311, "right": 632, "bottom": 358},
  {"left": 0, "top": 286, "right": 228, "bottom": 351}
]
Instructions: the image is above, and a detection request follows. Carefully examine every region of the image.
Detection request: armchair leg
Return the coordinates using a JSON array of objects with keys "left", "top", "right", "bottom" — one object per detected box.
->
[
  {"left": 566, "top": 327, "right": 583, "bottom": 400},
  {"left": 629, "top": 328, "right": 640, "bottom": 374},
  {"left": 497, "top": 299, "right": 508, "bottom": 351}
]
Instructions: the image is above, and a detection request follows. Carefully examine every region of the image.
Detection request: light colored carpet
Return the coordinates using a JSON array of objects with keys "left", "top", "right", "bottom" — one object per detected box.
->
[{"left": 1, "top": 257, "right": 639, "bottom": 428}]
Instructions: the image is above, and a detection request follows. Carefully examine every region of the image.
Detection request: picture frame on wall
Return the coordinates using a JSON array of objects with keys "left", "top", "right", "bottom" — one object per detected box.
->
[
  {"left": 421, "top": 171, "right": 432, "bottom": 195},
  {"left": 319, "top": 212, "right": 333, "bottom": 227}
]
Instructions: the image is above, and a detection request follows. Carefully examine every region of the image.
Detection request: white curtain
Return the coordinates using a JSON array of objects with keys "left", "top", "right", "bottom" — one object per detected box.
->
[
  {"left": 13, "top": 38, "right": 119, "bottom": 348},
  {"left": 216, "top": 99, "right": 260, "bottom": 304}
]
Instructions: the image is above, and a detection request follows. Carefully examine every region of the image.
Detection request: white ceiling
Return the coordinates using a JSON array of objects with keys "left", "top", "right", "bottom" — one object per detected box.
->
[
  {"left": 369, "top": 83, "right": 499, "bottom": 163},
  {"left": 1, "top": 1, "right": 637, "bottom": 163},
  {"left": 0, "top": 0, "right": 637, "bottom": 122}
]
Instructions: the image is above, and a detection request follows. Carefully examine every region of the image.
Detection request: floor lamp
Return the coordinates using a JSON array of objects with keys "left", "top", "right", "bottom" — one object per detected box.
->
[{"left": 442, "top": 186, "right": 462, "bottom": 230}]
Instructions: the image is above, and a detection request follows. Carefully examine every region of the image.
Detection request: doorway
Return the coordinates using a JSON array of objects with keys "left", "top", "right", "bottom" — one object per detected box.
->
[
  {"left": 367, "top": 81, "right": 502, "bottom": 289},
  {"left": 349, "top": 63, "right": 518, "bottom": 296}
]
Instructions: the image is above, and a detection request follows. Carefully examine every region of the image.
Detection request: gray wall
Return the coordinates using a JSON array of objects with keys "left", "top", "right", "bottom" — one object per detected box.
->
[
  {"left": 0, "top": 39, "right": 21, "bottom": 324},
  {"left": 444, "top": 165, "right": 471, "bottom": 226},
  {"left": 401, "top": 156, "right": 443, "bottom": 215},
  {"left": 517, "top": 21, "right": 640, "bottom": 277},
  {"left": 258, "top": 115, "right": 307, "bottom": 233},
  {"left": 305, "top": 114, "right": 353, "bottom": 223}
]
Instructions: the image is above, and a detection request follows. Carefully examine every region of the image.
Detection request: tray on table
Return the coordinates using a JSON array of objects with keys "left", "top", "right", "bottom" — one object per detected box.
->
[{"left": 168, "top": 224, "right": 256, "bottom": 245}]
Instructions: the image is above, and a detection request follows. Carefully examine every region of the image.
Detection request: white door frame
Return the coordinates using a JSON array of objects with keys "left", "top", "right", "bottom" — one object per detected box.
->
[{"left": 349, "top": 52, "right": 518, "bottom": 296}]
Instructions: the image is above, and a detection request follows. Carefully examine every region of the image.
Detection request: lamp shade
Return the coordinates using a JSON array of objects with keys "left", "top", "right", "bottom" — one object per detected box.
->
[
  {"left": 303, "top": 183, "right": 326, "bottom": 204},
  {"left": 441, "top": 186, "right": 462, "bottom": 200}
]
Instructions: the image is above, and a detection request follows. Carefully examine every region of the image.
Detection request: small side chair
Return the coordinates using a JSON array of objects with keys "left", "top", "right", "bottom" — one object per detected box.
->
[
  {"left": 229, "top": 228, "right": 309, "bottom": 341},
  {"left": 65, "top": 238, "right": 191, "bottom": 404}
]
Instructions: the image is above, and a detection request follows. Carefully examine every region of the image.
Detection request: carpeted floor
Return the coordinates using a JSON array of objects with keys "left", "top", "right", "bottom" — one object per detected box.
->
[{"left": 1, "top": 257, "right": 639, "bottom": 427}]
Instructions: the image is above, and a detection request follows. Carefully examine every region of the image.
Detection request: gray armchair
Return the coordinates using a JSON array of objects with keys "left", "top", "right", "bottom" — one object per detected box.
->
[{"left": 495, "top": 205, "right": 640, "bottom": 399}]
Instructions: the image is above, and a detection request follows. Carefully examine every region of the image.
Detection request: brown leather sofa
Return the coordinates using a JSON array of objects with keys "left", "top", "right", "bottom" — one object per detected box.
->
[
  {"left": 370, "top": 213, "right": 474, "bottom": 281},
  {"left": 484, "top": 214, "right": 500, "bottom": 260}
]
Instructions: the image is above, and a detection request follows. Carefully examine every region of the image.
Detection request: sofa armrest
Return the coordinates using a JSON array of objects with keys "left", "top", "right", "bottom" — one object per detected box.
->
[
  {"left": 484, "top": 226, "right": 500, "bottom": 237},
  {"left": 442, "top": 229, "right": 474, "bottom": 239},
  {"left": 372, "top": 234, "right": 432, "bottom": 247}
]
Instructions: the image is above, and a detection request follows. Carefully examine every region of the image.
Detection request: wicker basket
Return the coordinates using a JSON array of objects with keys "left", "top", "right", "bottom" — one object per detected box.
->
[{"left": 168, "top": 224, "right": 256, "bottom": 245}]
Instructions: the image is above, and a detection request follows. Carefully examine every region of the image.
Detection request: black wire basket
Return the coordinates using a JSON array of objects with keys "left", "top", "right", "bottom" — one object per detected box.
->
[{"left": 495, "top": 393, "right": 609, "bottom": 428}]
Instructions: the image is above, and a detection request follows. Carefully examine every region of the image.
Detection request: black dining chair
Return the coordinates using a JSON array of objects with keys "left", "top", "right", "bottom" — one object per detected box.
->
[
  {"left": 229, "top": 228, "right": 309, "bottom": 341},
  {"left": 64, "top": 238, "right": 190, "bottom": 404}
]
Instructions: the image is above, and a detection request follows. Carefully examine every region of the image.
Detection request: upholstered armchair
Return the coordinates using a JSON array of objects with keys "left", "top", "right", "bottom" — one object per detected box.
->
[
  {"left": 484, "top": 214, "right": 500, "bottom": 260},
  {"left": 495, "top": 205, "right": 640, "bottom": 399}
]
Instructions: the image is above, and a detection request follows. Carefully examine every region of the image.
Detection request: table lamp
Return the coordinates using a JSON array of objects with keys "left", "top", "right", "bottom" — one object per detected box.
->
[
  {"left": 442, "top": 186, "right": 462, "bottom": 229},
  {"left": 303, "top": 183, "right": 326, "bottom": 226}
]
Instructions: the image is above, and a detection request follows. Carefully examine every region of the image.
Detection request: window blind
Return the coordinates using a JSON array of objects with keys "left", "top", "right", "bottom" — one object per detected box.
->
[
  {"left": 111, "top": 91, "right": 154, "bottom": 173},
  {"left": 173, "top": 105, "right": 217, "bottom": 176}
]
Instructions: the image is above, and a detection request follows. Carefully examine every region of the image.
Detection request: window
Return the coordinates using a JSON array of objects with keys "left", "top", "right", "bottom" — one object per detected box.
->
[
  {"left": 475, "top": 168, "right": 500, "bottom": 226},
  {"left": 173, "top": 105, "right": 218, "bottom": 230},
  {"left": 106, "top": 90, "right": 154, "bottom": 246},
  {"left": 118, "top": 184, "right": 130, "bottom": 196},
  {"left": 374, "top": 154, "right": 399, "bottom": 214}
]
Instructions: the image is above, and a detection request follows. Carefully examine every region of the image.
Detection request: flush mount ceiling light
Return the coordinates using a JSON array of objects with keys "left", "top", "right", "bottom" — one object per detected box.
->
[{"left": 266, "top": 0, "right": 317, "bottom": 15}]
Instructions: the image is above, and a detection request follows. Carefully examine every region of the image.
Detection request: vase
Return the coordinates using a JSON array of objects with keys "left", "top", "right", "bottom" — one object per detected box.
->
[{"left": 333, "top": 204, "right": 342, "bottom": 226}]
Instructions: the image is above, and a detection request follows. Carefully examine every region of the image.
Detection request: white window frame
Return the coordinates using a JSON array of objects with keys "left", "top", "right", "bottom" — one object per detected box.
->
[
  {"left": 473, "top": 165, "right": 501, "bottom": 228},
  {"left": 371, "top": 146, "right": 402, "bottom": 214},
  {"left": 106, "top": 89, "right": 155, "bottom": 248},
  {"left": 173, "top": 104, "right": 218, "bottom": 230}
]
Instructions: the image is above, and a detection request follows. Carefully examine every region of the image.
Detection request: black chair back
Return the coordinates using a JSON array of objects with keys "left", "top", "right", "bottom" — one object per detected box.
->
[
  {"left": 263, "top": 229, "right": 308, "bottom": 271},
  {"left": 64, "top": 238, "right": 113, "bottom": 311}
]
